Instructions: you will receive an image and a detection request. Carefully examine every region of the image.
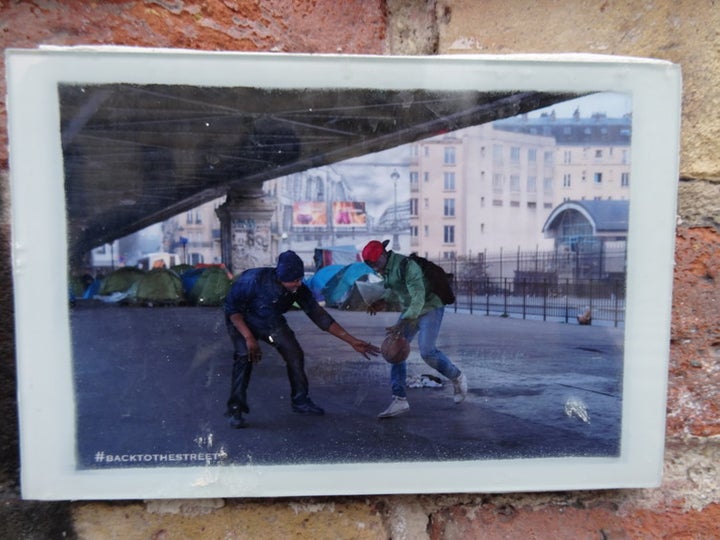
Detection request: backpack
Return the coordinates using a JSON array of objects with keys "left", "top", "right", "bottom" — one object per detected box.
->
[{"left": 400, "top": 253, "right": 456, "bottom": 305}]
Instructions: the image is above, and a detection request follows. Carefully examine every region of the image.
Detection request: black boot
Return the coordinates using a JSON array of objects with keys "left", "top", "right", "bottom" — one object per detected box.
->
[
  {"left": 292, "top": 397, "right": 325, "bottom": 415},
  {"left": 225, "top": 407, "right": 248, "bottom": 429}
]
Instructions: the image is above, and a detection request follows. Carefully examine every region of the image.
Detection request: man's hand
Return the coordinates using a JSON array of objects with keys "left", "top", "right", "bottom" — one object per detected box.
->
[
  {"left": 366, "top": 299, "right": 386, "bottom": 316},
  {"left": 245, "top": 336, "right": 263, "bottom": 363},
  {"left": 351, "top": 339, "right": 381, "bottom": 360},
  {"left": 385, "top": 318, "right": 418, "bottom": 336}
]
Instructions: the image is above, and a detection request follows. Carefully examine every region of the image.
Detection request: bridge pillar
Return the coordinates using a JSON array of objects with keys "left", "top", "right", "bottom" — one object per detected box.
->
[{"left": 216, "top": 190, "right": 276, "bottom": 275}]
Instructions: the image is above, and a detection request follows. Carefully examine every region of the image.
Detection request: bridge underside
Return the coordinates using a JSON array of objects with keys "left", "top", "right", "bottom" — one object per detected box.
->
[{"left": 60, "top": 83, "right": 577, "bottom": 262}]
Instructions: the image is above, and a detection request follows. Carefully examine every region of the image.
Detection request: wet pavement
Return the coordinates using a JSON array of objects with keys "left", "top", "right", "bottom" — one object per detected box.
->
[{"left": 70, "top": 302, "right": 623, "bottom": 470}]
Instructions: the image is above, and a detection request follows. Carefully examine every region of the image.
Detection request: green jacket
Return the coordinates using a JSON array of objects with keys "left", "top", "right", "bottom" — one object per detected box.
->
[{"left": 380, "top": 252, "right": 444, "bottom": 320}]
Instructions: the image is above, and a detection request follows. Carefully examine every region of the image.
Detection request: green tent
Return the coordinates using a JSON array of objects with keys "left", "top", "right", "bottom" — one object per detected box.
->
[
  {"left": 188, "top": 266, "right": 231, "bottom": 306},
  {"left": 133, "top": 268, "right": 184, "bottom": 306},
  {"left": 170, "top": 264, "right": 194, "bottom": 276},
  {"left": 98, "top": 267, "right": 145, "bottom": 296}
]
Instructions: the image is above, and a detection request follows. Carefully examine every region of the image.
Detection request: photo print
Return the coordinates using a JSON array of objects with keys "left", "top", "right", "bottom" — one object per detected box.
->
[{"left": 6, "top": 48, "right": 680, "bottom": 499}]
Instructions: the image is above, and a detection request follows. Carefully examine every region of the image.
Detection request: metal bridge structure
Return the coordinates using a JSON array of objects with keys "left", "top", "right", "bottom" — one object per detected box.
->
[{"left": 60, "top": 83, "right": 575, "bottom": 271}]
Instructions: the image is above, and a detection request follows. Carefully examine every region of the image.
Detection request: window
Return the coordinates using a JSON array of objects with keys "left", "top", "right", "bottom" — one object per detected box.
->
[
  {"left": 563, "top": 150, "right": 572, "bottom": 164},
  {"left": 510, "top": 175, "right": 520, "bottom": 192},
  {"left": 186, "top": 210, "right": 201, "bottom": 224},
  {"left": 409, "top": 198, "right": 418, "bottom": 216},
  {"left": 527, "top": 175, "right": 537, "bottom": 192},
  {"left": 492, "top": 174, "right": 503, "bottom": 191},
  {"left": 410, "top": 225, "right": 418, "bottom": 237},
  {"left": 594, "top": 172, "right": 603, "bottom": 184},
  {"left": 595, "top": 149, "right": 603, "bottom": 159},
  {"left": 528, "top": 148, "right": 536, "bottom": 162},
  {"left": 443, "top": 225, "right": 455, "bottom": 244},
  {"left": 544, "top": 151, "right": 553, "bottom": 164},
  {"left": 424, "top": 198, "right": 429, "bottom": 208},
  {"left": 510, "top": 146, "right": 521, "bottom": 162},
  {"left": 443, "top": 172, "right": 456, "bottom": 191},
  {"left": 444, "top": 146, "right": 456, "bottom": 165},
  {"left": 423, "top": 172, "right": 429, "bottom": 182},
  {"left": 563, "top": 174, "right": 572, "bottom": 188},
  {"left": 423, "top": 225, "right": 429, "bottom": 237},
  {"left": 543, "top": 177, "right": 553, "bottom": 192},
  {"left": 493, "top": 144, "right": 503, "bottom": 164},
  {"left": 409, "top": 171, "right": 419, "bottom": 189},
  {"left": 621, "top": 172, "right": 630, "bottom": 187},
  {"left": 444, "top": 198, "right": 455, "bottom": 217}
]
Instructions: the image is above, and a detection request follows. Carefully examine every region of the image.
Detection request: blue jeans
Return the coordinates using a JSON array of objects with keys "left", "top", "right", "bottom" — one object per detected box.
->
[{"left": 390, "top": 307, "right": 461, "bottom": 398}]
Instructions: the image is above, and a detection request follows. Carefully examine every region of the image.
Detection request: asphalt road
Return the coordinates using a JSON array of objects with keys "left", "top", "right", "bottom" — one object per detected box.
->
[{"left": 70, "top": 301, "right": 624, "bottom": 470}]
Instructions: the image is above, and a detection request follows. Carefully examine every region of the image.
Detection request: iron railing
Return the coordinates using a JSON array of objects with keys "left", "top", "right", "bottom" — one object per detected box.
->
[{"left": 450, "top": 277, "right": 626, "bottom": 327}]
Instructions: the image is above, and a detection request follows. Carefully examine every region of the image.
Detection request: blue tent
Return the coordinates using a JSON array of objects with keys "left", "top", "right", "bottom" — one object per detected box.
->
[
  {"left": 322, "top": 262, "right": 377, "bottom": 308},
  {"left": 305, "top": 264, "right": 344, "bottom": 301}
]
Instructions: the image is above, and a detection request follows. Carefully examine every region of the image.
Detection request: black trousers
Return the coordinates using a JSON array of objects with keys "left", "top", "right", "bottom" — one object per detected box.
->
[{"left": 225, "top": 319, "right": 310, "bottom": 413}]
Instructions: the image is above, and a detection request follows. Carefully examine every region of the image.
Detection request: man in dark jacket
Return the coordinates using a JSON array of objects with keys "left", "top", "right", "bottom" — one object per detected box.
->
[{"left": 224, "top": 250, "right": 380, "bottom": 428}]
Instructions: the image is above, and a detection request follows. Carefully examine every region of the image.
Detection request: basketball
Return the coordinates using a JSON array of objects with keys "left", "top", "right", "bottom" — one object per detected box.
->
[{"left": 381, "top": 333, "right": 411, "bottom": 364}]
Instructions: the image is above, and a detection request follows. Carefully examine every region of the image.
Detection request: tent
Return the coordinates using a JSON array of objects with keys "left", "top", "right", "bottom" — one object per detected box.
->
[
  {"left": 321, "top": 262, "right": 383, "bottom": 310},
  {"left": 132, "top": 268, "right": 184, "bottom": 306},
  {"left": 82, "top": 278, "right": 102, "bottom": 300},
  {"left": 184, "top": 266, "right": 231, "bottom": 306},
  {"left": 97, "top": 267, "right": 145, "bottom": 296},
  {"left": 170, "top": 263, "right": 195, "bottom": 276},
  {"left": 313, "top": 245, "right": 360, "bottom": 269},
  {"left": 305, "top": 264, "right": 344, "bottom": 301}
]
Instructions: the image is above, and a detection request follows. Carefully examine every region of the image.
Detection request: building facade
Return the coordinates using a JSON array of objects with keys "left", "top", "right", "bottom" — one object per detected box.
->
[{"left": 408, "top": 111, "right": 632, "bottom": 261}]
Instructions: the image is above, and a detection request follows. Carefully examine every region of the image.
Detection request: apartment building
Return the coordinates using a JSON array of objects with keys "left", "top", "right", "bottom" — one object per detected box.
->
[
  {"left": 496, "top": 110, "right": 632, "bottom": 204},
  {"left": 410, "top": 112, "right": 632, "bottom": 260}
]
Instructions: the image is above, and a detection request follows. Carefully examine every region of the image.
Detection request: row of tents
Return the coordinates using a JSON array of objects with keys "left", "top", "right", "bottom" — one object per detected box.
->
[
  {"left": 70, "top": 265, "right": 233, "bottom": 307},
  {"left": 70, "top": 260, "right": 389, "bottom": 311}
]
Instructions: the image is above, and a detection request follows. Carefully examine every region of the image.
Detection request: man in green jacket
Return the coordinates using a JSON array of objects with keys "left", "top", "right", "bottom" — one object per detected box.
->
[{"left": 362, "top": 239, "right": 467, "bottom": 418}]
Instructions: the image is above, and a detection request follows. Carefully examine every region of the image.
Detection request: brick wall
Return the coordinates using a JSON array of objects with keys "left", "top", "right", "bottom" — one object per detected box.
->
[{"left": 1, "top": 1, "right": 718, "bottom": 538}]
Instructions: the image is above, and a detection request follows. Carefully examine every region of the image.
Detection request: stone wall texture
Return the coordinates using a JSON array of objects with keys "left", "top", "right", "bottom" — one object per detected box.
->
[{"left": 1, "top": 1, "right": 718, "bottom": 538}]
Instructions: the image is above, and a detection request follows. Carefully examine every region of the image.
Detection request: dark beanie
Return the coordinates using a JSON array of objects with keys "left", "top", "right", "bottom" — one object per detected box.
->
[{"left": 276, "top": 250, "right": 305, "bottom": 282}]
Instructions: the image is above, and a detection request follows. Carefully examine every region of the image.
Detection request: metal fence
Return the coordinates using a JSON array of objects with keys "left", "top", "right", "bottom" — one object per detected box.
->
[{"left": 450, "top": 277, "right": 626, "bottom": 327}]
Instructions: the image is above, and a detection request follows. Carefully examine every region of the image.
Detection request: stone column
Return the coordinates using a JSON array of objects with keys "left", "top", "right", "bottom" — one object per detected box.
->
[{"left": 216, "top": 189, "right": 276, "bottom": 275}]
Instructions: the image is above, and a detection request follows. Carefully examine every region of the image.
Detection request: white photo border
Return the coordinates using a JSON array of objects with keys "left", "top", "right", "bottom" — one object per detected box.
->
[{"left": 6, "top": 47, "right": 681, "bottom": 500}]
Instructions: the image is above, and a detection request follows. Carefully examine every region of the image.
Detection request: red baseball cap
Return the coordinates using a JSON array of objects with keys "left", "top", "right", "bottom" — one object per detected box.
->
[{"left": 362, "top": 240, "right": 388, "bottom": 263}]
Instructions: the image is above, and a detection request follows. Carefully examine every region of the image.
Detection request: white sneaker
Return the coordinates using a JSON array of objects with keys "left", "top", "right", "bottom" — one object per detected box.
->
[
  {"left": 378, "top": 396, "right": 410, "bottom": 418},
  {"left": 452, "top": 373, "right": 468, "bottom": 404}
]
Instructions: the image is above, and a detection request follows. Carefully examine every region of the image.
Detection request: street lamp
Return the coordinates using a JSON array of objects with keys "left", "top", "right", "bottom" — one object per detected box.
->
[{"left": 391, "top": 169, "right": 400, "bottom": 251}]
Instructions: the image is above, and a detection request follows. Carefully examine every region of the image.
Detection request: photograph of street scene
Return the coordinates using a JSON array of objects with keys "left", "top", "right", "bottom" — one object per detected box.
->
[{"left": 64, "top": 84, "right": 630, "bottom": 470}]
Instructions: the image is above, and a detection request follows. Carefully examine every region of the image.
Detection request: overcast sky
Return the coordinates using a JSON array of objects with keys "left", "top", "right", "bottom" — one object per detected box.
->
[{"left": 528, "top": 92, "right": 632, "bottom": 118}]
